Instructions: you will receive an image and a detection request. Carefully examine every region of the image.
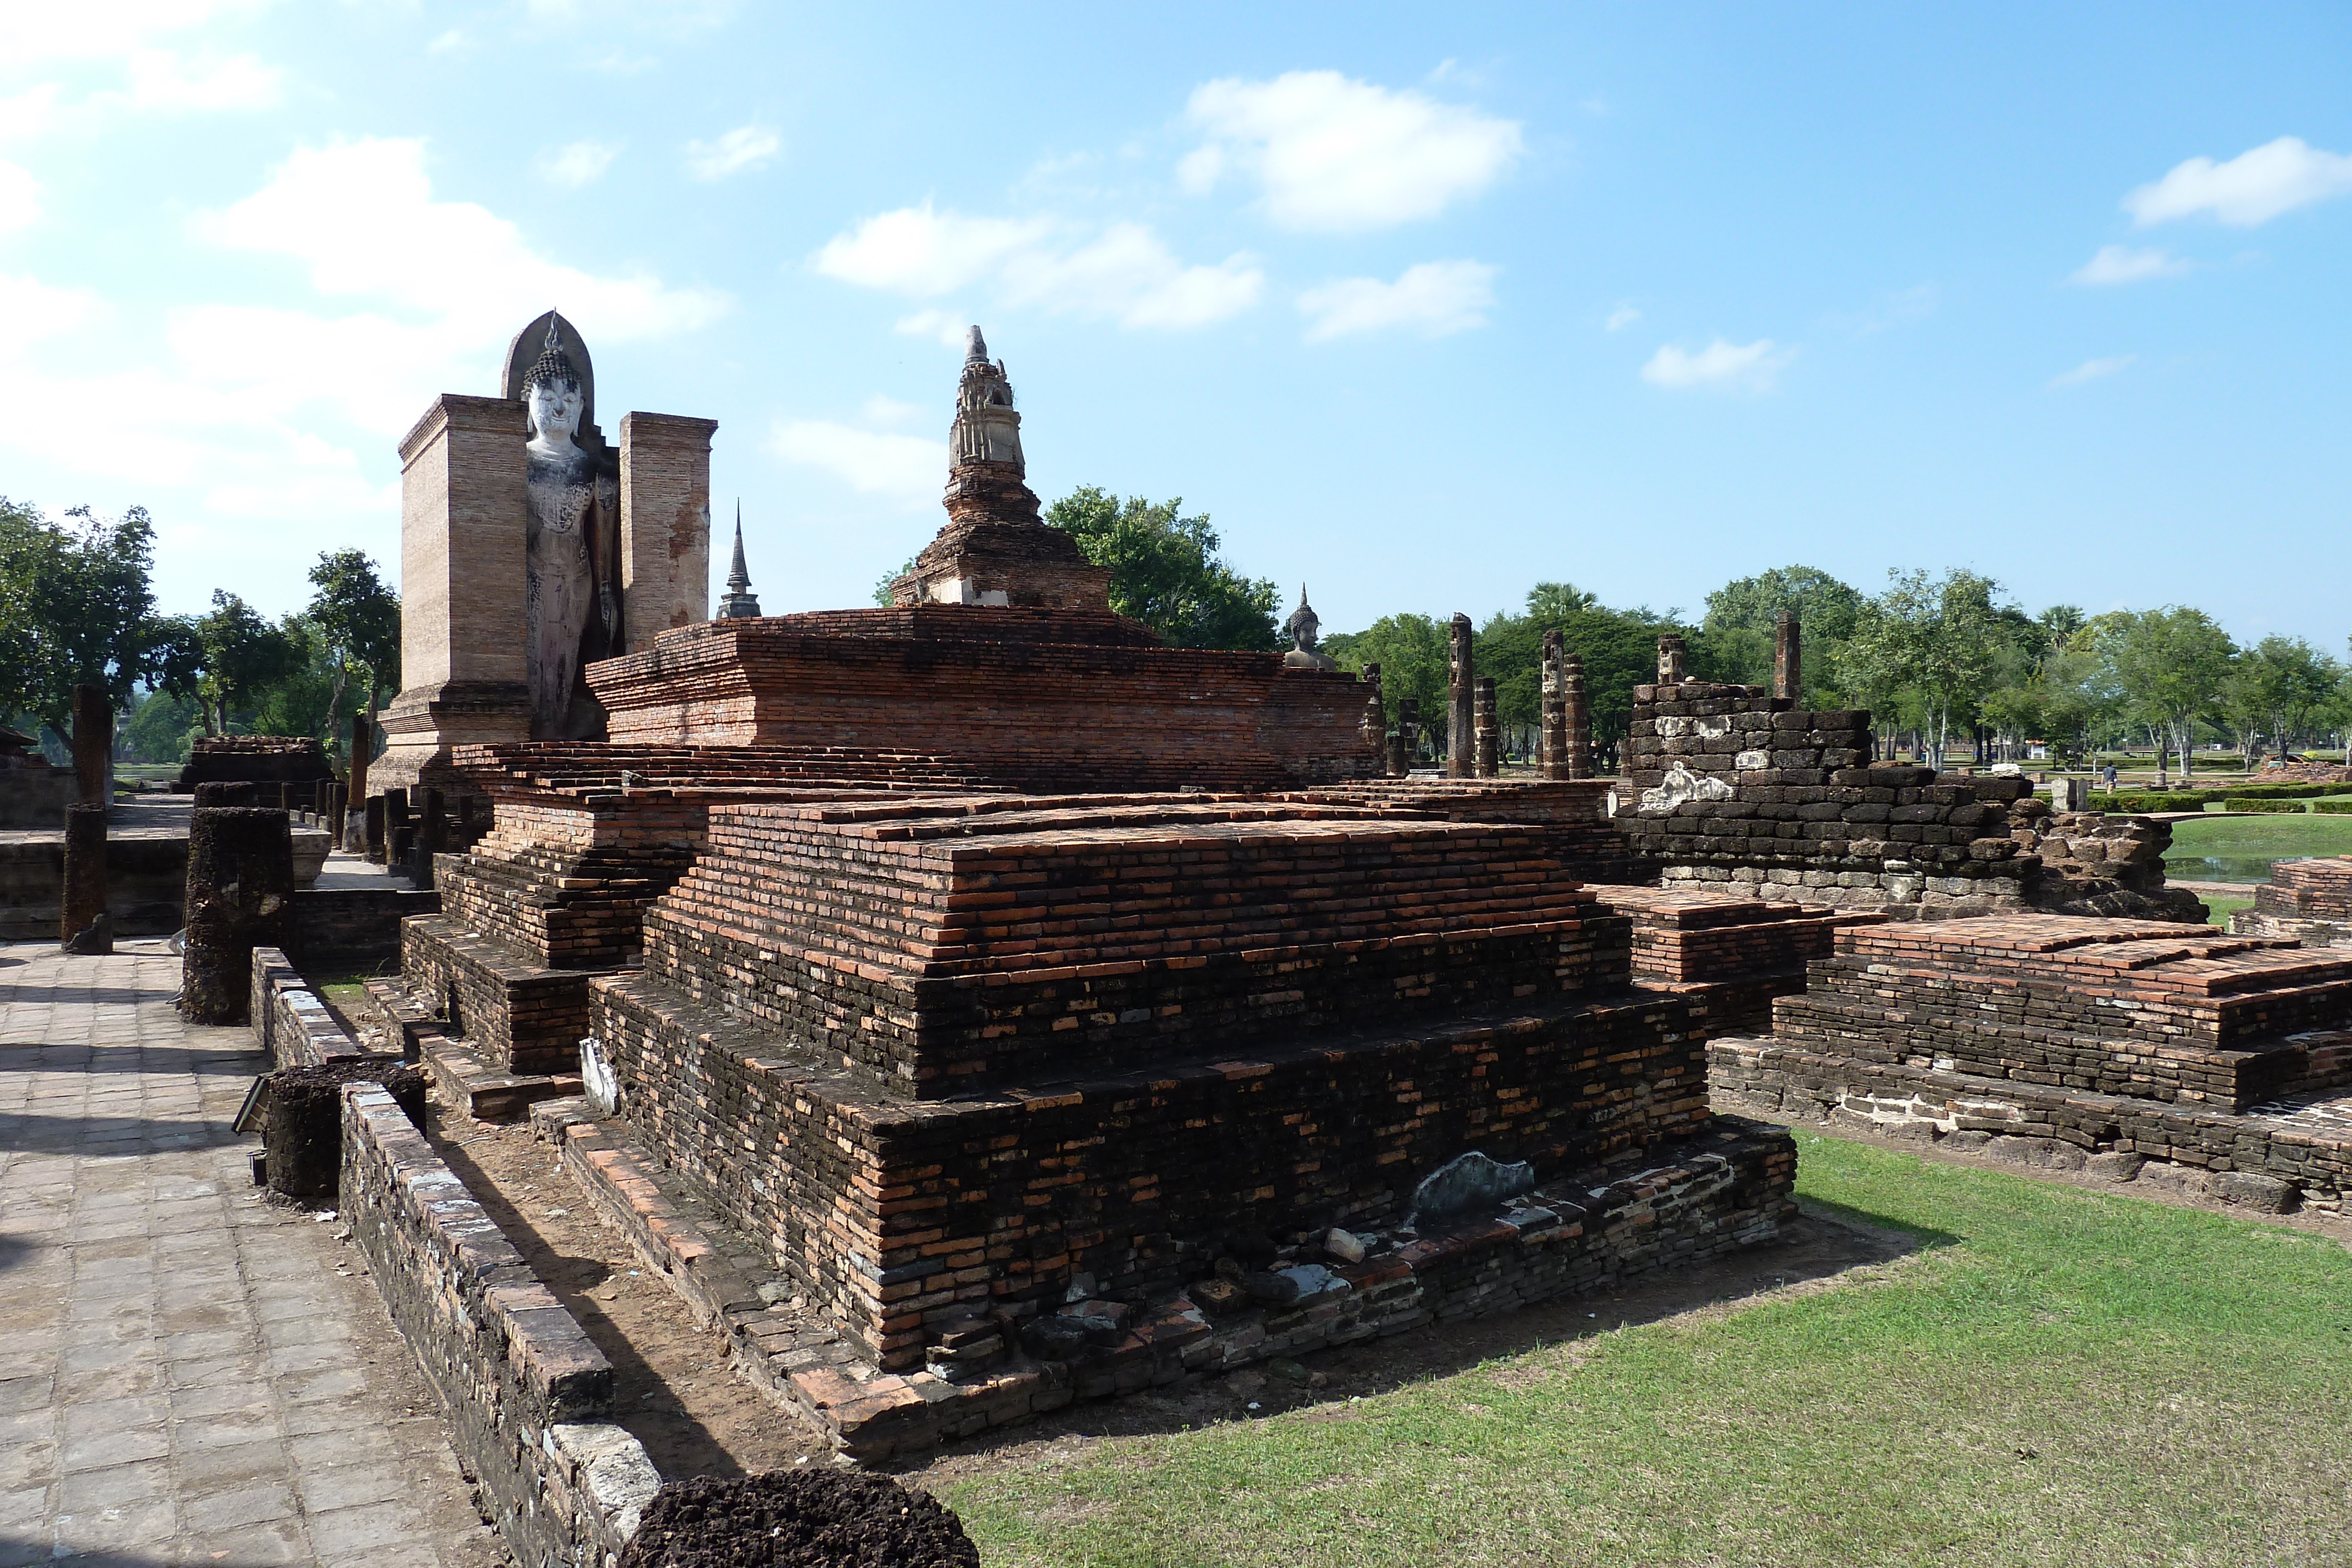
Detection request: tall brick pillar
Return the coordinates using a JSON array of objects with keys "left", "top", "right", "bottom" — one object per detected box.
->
[
  {"left": 60, "top": 803, "right": 108, "bottom": 951},
  {"left": 1565, "top": 655, "right": 1592, "bottom": 780},
  {"left": 181, "top": 807, "right": 294, "bottom": 1025},
  {"left": 377, "top": 394, "right": 531, "bottom": 799},
  {"left": 1474, "top": 677, "right": 1499, "bottom": 777},
  {"left": 1359, "top": 663, "right": 1387, "bottom": 761},
  {"left": 1541, "top": 630, "right": 1568, "bottom": 780},
  {"left": 1446, "top": 614, "right": 1475, "bottom": 779},
  {"left": 619, "top": 413, "right": 720, "bottom": 652},
  {"left": 1657, "top": 633, "right": 1686, "bottom": 685},
  {"left": 71, "top": 683, "right": 111, "bottom": 805},
  {"left": 345, "top": 711, "right": 372, "bottom": 851},
  {"left": 1773, "top": 610, "right": 1802, "bottom": 704}
]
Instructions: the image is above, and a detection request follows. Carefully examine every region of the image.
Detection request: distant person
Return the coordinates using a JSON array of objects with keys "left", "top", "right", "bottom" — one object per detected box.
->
[{"left": 2103, "top": 763, "right": 2118, "bottom": 791}]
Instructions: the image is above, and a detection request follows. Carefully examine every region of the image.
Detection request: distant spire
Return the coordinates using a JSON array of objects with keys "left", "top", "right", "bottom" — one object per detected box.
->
[
  {"left": 716, "top": 501, "right": 761, "bottom": 618},
  {"left": 964, "top": 323, "right": 988, "bottom": 362}
]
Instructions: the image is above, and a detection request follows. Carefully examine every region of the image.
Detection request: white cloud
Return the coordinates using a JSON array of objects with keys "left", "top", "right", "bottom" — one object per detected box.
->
[
  {"left": 1641, "top": 337, "right": 1795, "bottom": 393},
  {"left": 113, "top": 49, "right": 280, "bottom": 112},
  {"left": 539, "top": 139, "right": 621, "bottom": 189},
  {"left": 0, "top": 162, "right": 40, "bottom": 233},
  {"left": 816, "top": 206, "right": 1260, "bottom": 330},
  {"left": 768, "top": 419, "right": 943, "bottom": 507},
  {"left": 1605, "top": 302, "right": 1641, "bottom": 332},
  {"left": 193, "top": 138, "right": 729, "bottom": 345},
  {"left": 815, "top": 205, "right": 1054, "bottom": 295},
  {"left": 2070, "top": 244, "right": 2191, "bottom": 285},
  {"left": 684, "top": 125, "right": 780, "bottom": 182},
  {"left": 996, "top": 223, "right": 1261, "bottom": 329},
  {"left": 860, "top": 394, "right": 923, "bottom": 427},
  {"left": 2126, "top": 136, "right": 2352, "bottom": 227},
  {"left": 0, "top": 1, "right": 276, "bottom": 63},
  {"left": 2049, "top": 354, "right": 2134, "bottom": 389},
  {"left": 892, "top": 309, "right": 972, "bottom": 348},
  {"left": 1181, "top": 70, "right": 1523, "bottom": 231},
  {"left": 1298, "top": 259, "right": 1496, "bottom": 342}
]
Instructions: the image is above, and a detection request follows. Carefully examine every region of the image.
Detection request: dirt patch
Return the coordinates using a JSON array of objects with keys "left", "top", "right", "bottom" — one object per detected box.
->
[
  {"left": 617, "top": 1472, "right": 979, "bottom": 1568},
  {"left": 895, "top": 1203, "right": 1920, "bottom": 1487},
  {"left": 427, "top": 1109, "right": 830, "bottom": 1480}
]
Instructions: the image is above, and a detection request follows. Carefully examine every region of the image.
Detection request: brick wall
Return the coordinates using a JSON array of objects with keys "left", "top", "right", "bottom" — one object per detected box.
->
[
  {"left": 586, "top": 608, "right": 1379, "bottom": 791},
  {"left": 340, "top": 1081, "right": 656, "bottom": 1565},
  {"left": 591, "top": 970, "right": 1712, "bottom": 1371},
  {"left": 249, "top": 947, "right": 369, "bottom": 1068},
  {"left": 400, "top": 915, "right": 590, "bottom": 1075},
  {"left": 637, "top": 796, "right": 1635, "bottom": 1098},
  {"left": 1771, "top": 916, "right": 2352, "bottom": 1111}
]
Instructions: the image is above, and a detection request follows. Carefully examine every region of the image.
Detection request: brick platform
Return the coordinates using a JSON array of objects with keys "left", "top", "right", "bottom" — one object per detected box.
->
[
  {"left": 585, "top": 607, "right": 1380, "bottom": 791},
  {"left": 1615, "top": 678, "right": 2205, "bottom": 921},
  {"left": 536, "top": 1089, "right": 1791, "bottom": 1460},
  {"left": 2231, "top": 856, "right": 2352, "bottom": 949},
  {"left": 1712, "top": 913, "right": 2352, "bottom": 1207},
  {"left": 637, "top": 795, "right": 1635, "bottom": 1096},
  {"left": 1596, "top": 885, "right": 1890, "bottom": 1035}
]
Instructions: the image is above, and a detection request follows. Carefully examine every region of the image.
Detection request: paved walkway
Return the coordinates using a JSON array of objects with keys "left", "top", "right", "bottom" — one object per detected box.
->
[{"left": 0, "top": 942, "right": 503, "bottom": 1567}]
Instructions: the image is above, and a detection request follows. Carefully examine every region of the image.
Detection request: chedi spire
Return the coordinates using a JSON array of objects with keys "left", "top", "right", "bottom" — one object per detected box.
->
[
  {"left": 880, "top": 325, "right": 1111, "bottom": 613},
  {"left": 716, "top": 502, "right": 761, "bottom": 618}
]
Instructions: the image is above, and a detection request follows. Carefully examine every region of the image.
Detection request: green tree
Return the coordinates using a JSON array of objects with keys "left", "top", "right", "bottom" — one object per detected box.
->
[
  {"left": 0, "top": 498, "right": 164, "bottom": 745},
  {"left": 305, "top": 549, "right": 400, "bottom": 726},
  {"left": 157, "top": 590, "right": 302, "bottom": 736},
  {"left": 1699, "top": 565, "right": 1865, "bottom": 705},
  {"left": 2097, "top": 607, "right": 2237, "bottom": 777},
  {"left": 2220, "top": 636, "right": 2338, "bottom": 763},
  {"left": 121, "top": 687, "right": 201, "bottom": 764},
  {"left": 1327, "top": 613, "right": 1448, "bottom": 757},
  {"left": 1043, "top": 487, "right": 1279, "bottom": 650},
  {"left": 1842, "top": 569, "right": 2010, "bottom": 771}
]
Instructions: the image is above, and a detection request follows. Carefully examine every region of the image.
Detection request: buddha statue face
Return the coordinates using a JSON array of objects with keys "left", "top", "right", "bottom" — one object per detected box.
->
[{"left": 526, "top": 376, "right": 584, "bottom": 448}]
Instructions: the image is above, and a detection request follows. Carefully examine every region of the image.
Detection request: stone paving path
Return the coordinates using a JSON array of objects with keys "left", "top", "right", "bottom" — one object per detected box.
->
[{"left": 0, "top": 942, "right": 505, "bottom": 1567}]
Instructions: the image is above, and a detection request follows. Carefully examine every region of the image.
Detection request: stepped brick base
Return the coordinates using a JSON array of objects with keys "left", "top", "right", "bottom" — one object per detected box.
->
[
  {"left": 1599, "top": 885, "right": 1890, "bottom": 1035},
  {"left": 400, "top": 913, "right": 592, "bottom": 1077},
  {"left": 1712, "top": 1035, "right": 2352, "bottom": 1208},
  {"left": 584, "top": 607, "right": 1380, "bottom": 792},
  {"left": 2232, "top": 857, "right": 2352, "bottom": 950},
  {"left": 589, "top": 970, "right": 1715, "bottom": 1372},
  {"left": 537, "top": 1089, "right": 1793, "bottom": 1461},
  {"left": 1773, "top": 917, "right": 2352, "bottom": 1112}
]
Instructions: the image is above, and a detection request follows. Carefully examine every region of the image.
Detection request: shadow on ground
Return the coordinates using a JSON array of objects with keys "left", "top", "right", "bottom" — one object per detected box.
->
[{"left": 898, "top": 1202, "right": 1956, "bottom": 1483}]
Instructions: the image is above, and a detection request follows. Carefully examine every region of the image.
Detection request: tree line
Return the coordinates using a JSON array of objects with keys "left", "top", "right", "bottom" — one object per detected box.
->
[
  {"left": 1324, "top": 564, "right": 2351, "bottom": 774},
  {"left": 0, "top": 497, "right": 399, "bottom": 765}
]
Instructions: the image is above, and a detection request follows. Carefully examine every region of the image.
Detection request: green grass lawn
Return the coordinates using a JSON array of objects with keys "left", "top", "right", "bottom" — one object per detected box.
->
[
  {"left": 2166, "top": 813, "right": 2352, "bottom": 884},
  {"left": 944, "top": 1137, "right": 2352, "bottom": 1568}
]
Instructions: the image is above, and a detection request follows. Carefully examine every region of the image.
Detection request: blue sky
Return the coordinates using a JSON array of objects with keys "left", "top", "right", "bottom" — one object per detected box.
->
[{"left": 3, "top": 2, "right": 2347, "bottom": 647}]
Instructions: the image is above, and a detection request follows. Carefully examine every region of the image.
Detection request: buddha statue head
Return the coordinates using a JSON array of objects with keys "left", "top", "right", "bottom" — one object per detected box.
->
[
  {"left": 522, "top": 322, "right": 585, "bottom": 449},
  {"left": 1287, "top": 586, "right": 1320, "bottom": 653}
]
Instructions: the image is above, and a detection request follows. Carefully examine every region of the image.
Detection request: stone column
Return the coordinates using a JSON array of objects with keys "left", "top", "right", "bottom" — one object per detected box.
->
[
  {"left": 71, "top": 683, "right": 110, "bottom": 806},
  {"left": 1359, "top": 663, "right": 1387, "bottom": 763},
  {"left": 619, "top": 413, "right": 720, "bottom": 653},
  {"left": 1474, "top": 677, "right": 1499, "bottom": 777},
  {"left": 415, "top": 787, "right": 446, "bottom": 889},
  {"left": 383, "top": 788, "right": 412, "bottom": 875},
  {"left": 181, "top": 807, "right": 294, "bottom": 1025},
  {"left": 60, "top": 803, "right": 108, "bottom": 952},
  {"left": 376, "top": 394, "right": 531, "bottom": 798},
  {"left": 1773, "top": 610, "right": 1802, "bottom": 704},
  {"left": 1657, "top": 633, "right": 1686, "bottom": 685},
  {"left": 1446, "top": 614, "right": 1475, "bottom": 779},
  {"left": 364, "top": 795, "right": 387, "bottom": 864},
  {"left": 345, "top": 711, "right": 372, "bottom": 851},
  {"left": 1541, "top": 630, "right": 1568, "bottom": 780},
  {"left": 1565, "top": 655, "right": 1592, "bottom": 780},
  {"left": 1398, "top": 698, "right": 1421, "bottom": 775}
]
